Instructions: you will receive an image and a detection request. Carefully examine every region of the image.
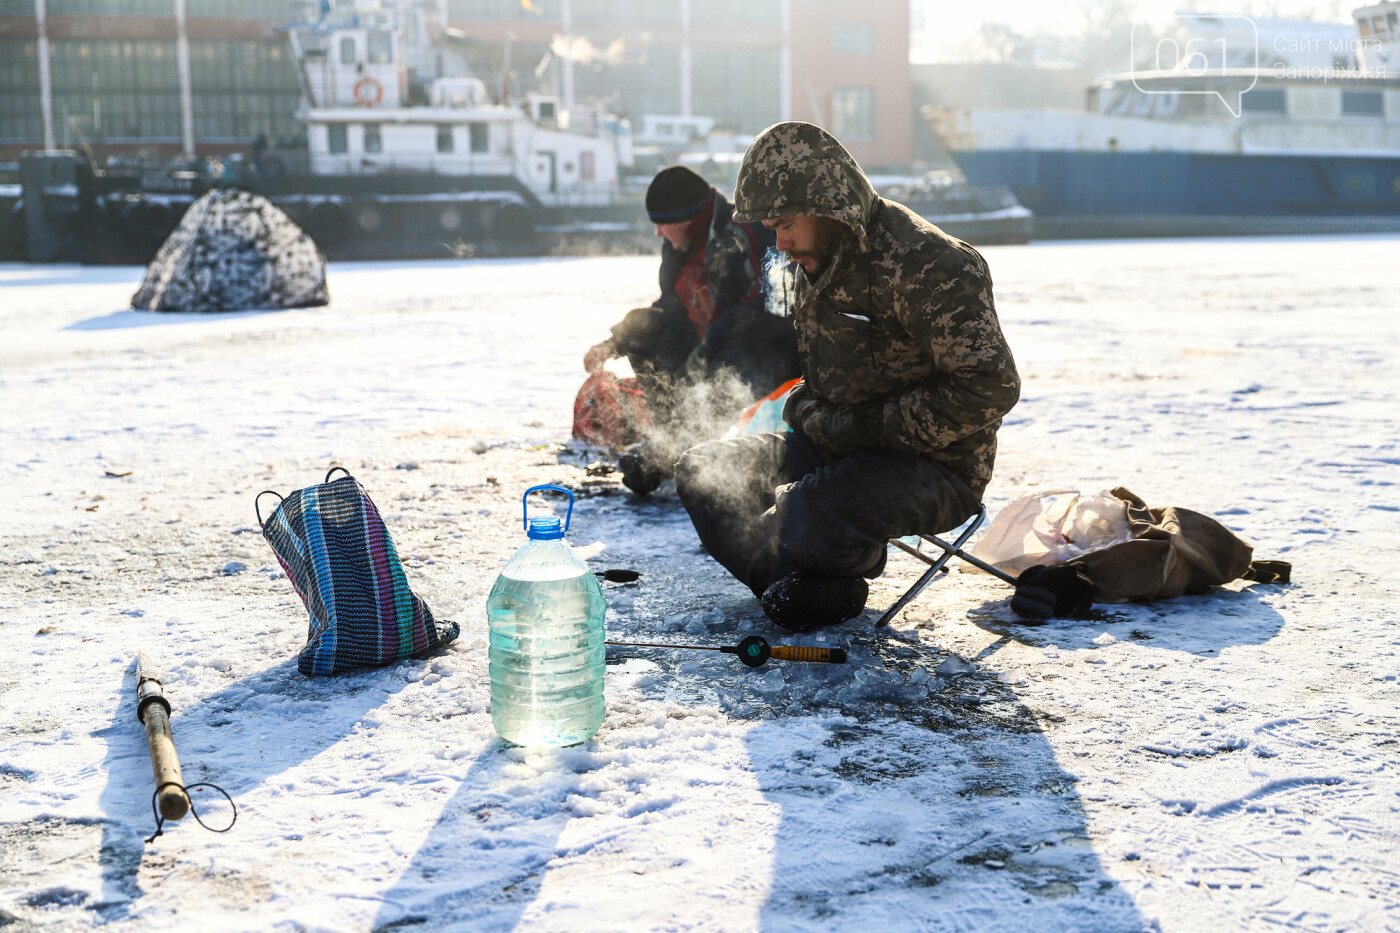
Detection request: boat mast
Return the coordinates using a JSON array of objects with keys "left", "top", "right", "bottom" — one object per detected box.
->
[{"left": 175, "top": 0, "right": 195, "bottom": 157}]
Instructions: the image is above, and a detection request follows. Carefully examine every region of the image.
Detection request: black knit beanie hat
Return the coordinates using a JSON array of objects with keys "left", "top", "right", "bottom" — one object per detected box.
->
[{"left": 645, "top": 165, "right": 713, "bottom": 224}]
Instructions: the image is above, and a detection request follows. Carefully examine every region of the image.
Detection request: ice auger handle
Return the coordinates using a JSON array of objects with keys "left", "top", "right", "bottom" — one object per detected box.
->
[
  {"left": 770, "top": 644, "right": 848, "bottom": 664},
  {"left": 720, "top": 635, "right": 847, "bottom": 668}
]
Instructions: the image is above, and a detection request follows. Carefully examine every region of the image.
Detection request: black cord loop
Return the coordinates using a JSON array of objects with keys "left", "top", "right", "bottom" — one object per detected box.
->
[
  {"left": 254, "top": 490, "right": 283, "bottom": 528},
  {"left": 145, "top": 781, "right": 237, "bottom": 843}
]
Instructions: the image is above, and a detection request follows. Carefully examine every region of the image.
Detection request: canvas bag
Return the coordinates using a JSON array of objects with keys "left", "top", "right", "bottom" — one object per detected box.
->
[
  {"left": 257, "top": 468, "right": 459, "bottom": 675},
  {"left": 1068, "top": 487, "right": 1259, "bottom": 603}
]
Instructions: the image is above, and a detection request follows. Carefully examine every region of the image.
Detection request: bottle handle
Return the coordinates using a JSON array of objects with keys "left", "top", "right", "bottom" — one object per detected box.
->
[{"left": 522, "top": 484, "right": 575, "bottom": 534}]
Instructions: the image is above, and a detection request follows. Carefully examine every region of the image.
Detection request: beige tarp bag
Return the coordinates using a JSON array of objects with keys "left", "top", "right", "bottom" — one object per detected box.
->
[
  {"left": 972, "top": 486, "right": 1288, "bottom": 604},
  {"left": 968, "top": 488, "right": 1134, "bottom": 576}
]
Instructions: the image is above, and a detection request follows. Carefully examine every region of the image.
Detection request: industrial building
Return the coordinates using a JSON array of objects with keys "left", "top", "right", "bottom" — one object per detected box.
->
[{"left": 0, "top": 0, "right": 912, "bottom": 167}]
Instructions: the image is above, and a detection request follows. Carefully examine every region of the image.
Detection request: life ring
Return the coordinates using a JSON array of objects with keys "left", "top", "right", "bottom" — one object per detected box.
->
[{"left": 353, "top": 76, "right": 383, "bottom": 107}]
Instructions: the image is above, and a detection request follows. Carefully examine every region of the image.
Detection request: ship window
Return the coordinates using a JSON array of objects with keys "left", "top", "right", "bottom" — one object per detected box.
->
[
  {"left": 1390, "top": 12, "right": 1399, "bottom": 31},
  {"left": 1372, "top": 15, "right": 1388, "bottom": 35},
  {"left": 367, "top": 31, "right": 392, "bottom": 64},
  {"left": 469, "top": 122, "right": 489, "bottom": 152},
  {"left": 437, "top": 124, "right": 454, "bottom": 153},
  {"left": 830, "top": 87, "right": 874, "bottom": 139},
  {"left": 1342, "top": 90, "right": 1384, "bottom": 117},
  {"left": 1241, "top": 88, "right": 1286, "bottom": 114},
  {"left": 833, "top": 22, "right": 874, "bottom": 56},
  {"left": 1342, "top": 172, "right": 1376, "bottom": 196},
  {"left": 364, "top": 123, "right": 382, "bottom": 152},
  {"left": 328, "top": 123, "right": 347, "bottom": 153},
  {"left": 339, "top": 36, "right": 355, "bottom": 65}
]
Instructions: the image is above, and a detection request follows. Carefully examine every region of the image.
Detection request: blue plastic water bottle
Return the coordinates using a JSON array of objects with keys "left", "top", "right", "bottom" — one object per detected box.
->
[{"left": 487, "top": 485, "right": 606, "bottom": 746}]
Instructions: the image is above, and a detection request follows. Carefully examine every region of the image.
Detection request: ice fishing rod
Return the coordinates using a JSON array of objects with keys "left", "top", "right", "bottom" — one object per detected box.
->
[{"left": 605, "top": 635, "right": 847, "bottom": 668}]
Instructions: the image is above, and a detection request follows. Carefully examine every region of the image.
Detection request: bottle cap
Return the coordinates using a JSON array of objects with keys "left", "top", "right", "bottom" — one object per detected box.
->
[{"left": 527, "top": 516, "right": 564, "bottom": 540}]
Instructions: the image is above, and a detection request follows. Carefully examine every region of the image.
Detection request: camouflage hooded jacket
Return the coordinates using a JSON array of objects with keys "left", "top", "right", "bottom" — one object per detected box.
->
[{"left": 734, "top": 122, "right": 1020, "bottom": 495}]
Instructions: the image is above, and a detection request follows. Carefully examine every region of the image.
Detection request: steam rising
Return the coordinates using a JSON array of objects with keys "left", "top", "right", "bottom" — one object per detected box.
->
[
  {"left": 639, "top": 365, "right": 762, "bottom": 470},
  {"left": 762, "top": 247, "right": 801, "bottom": 318},
  {"left": 549, "top": 35, "right": 627, "bottom": 66}
]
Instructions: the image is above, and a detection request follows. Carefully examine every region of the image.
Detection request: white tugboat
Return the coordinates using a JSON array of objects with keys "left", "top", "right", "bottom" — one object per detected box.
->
[
  {"left": 270, "top": 0, "right": 637, "bottom": 252},
  {"left": 21, "top": 0, "right": 643, "bottom": 262}
]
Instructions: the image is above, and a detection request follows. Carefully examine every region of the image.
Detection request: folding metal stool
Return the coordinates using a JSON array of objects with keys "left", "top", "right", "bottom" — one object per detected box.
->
[{"left": 876, "top": 505, "right": 1020, "bottom": 627}]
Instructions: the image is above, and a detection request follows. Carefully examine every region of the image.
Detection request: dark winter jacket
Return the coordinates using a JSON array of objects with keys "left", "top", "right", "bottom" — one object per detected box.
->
[
  {"left": 609, "top": 190, "right": 793, "bottom": 393},
  {"left": 733, "top": 122, "right": 1020, "bottom": 495}
]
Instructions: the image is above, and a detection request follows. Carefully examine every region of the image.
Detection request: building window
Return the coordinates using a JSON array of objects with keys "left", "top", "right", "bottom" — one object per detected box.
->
[
  {"left": 830, "top": 87, "right": 874, "bottom": 140},
  {"left": 469, "top": 122, "right": 489, "bottom": 152},
  {"left": 437, "top": 124, "right": 454, "bottom": 152},
  {"left": 339, "top": 36, "right": 355, "bottom": 65},
  {"left": 690, "top": 0, "right": 777, "bottom": 27},
  {"left": 364, "top": 123, "right": 382, "bottom": 152},
  {"left": 328, "top": 123, "right": 348, "bottom": 153},
  {"left": 366, "top": 30, "right": 392, "bottom": 64},
  {"left": 1241, "top": 88, "right": 1286, "bottom": 114},
  {"left": 691, "top": 46, "right": 781, "bottom": 135},
  {"left": 833, "top": 22, "right": 874, "bottom": 56},
  {"left": 1342, "top": 89, "right": 1384, "bottom": 117}
]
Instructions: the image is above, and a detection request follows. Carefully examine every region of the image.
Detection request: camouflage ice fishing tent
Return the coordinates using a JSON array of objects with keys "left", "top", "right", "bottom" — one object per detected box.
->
[{"left": 131, "top": 188, "right": 329, "bottom": 312}]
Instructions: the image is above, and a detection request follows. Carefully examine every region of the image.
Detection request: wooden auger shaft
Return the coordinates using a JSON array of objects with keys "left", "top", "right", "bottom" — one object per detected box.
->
[{"left": 136, "top": 652, "right": 189, "bottom": 821}]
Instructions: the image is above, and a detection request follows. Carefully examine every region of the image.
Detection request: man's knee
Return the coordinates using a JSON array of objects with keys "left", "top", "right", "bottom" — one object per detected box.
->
[
  {"left": 674, "top": 438, "right": 731, "bottom": 501},
  {"left": 773, "top": 453, "right": 978, "bottom": 578}
]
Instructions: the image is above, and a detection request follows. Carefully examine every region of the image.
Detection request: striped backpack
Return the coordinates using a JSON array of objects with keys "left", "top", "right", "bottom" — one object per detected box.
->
[{"left": 257, "top": 468, "right": 459, "bottom": 675}]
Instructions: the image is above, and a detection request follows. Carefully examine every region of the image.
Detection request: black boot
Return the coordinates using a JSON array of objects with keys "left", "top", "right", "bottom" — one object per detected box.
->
[
  {"left": 760, "top": 572, "right": 868, "bottom": 632},
  {"left": 1010, "top": 563, "right": 1095, "bottom": 621},
  {"left": 617, "top": 443, "right": 664, "bottom": 496}
]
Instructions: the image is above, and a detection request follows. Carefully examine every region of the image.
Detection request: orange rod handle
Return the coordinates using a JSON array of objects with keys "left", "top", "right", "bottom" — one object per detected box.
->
[{"left": 769, "top": 645, "right": 847, "bottom": 664}]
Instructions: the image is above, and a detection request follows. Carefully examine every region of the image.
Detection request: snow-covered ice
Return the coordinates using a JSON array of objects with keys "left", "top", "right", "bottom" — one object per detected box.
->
[{"left": 1, "top": 237, "right": 1398, "bottom": 931}]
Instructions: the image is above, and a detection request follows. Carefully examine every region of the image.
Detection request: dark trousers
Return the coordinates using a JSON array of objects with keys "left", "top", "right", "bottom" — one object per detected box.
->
[{"left": 675, "top": 431, "right": 980, "bottom": 597}]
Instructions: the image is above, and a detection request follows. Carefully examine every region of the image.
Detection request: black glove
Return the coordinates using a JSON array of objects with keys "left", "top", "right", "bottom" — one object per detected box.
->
[
  {"left": 1010, "top": 563, "right": 1096, "bottom": 622},
  {"left": 782, "top": 381, "right": 816, "bottom": 428},
  {"left": 800, "top": 402, "right": 882, "bottom": 454},
  {"left": 783, "top": 382, "right": 883, "bottom": 453}
]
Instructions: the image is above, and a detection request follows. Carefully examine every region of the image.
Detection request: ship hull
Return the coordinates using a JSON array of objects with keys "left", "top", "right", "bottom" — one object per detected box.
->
[{"left": 949, "top": 149, "right": 1400, "bottom": 239}]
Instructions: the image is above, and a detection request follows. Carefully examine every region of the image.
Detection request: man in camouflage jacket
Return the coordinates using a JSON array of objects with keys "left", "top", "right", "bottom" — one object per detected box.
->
[{"left": 674, "top": 122, "right": 1021, "bottom": 630}]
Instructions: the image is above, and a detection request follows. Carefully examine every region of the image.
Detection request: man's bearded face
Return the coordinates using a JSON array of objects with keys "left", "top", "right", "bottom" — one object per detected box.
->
[{"left": 763, "top": 215, "right": 845, "bottom": 277}]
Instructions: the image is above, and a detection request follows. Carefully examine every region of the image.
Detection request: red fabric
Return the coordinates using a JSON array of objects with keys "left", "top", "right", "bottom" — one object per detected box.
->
[
  {"left": 675, "top": 254, "right": 716, "bottom": 338},
  {"left": 675, "top": 195, "right": 718, "bottom": 338},
  {"left": 571, "top": 372, "right": 653, "bottom": 447}
]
